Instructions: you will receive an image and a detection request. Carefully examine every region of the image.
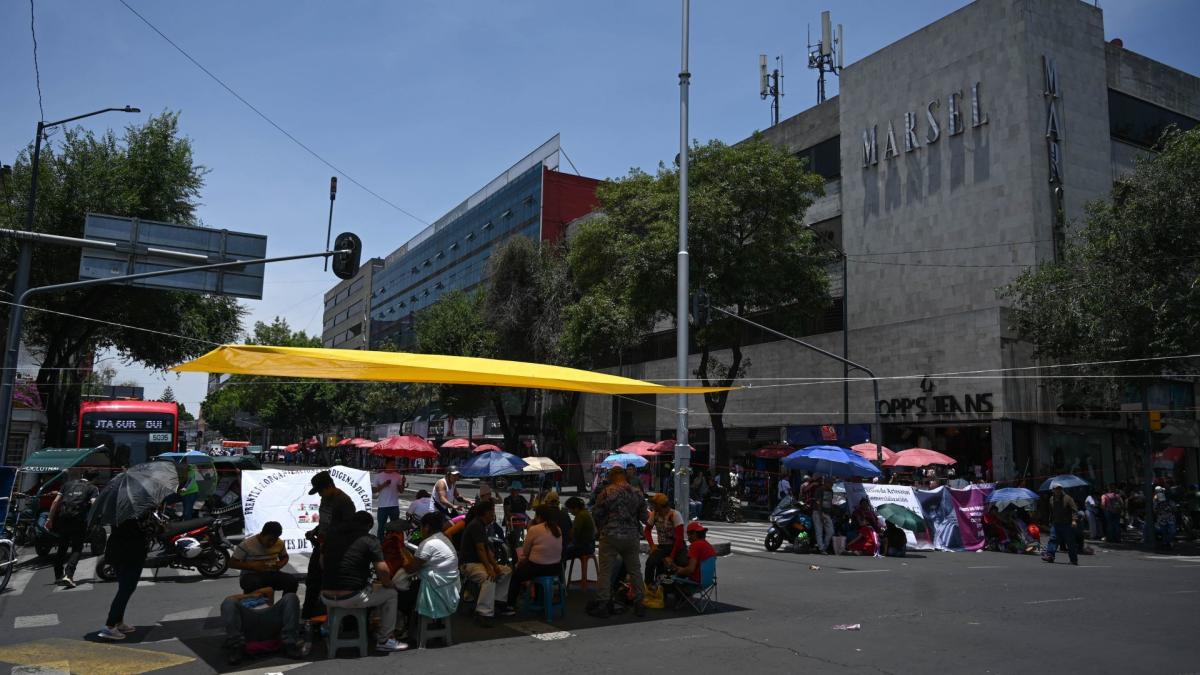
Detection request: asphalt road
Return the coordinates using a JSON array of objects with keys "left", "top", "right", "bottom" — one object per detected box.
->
[{"left": 1, "top": 477, "right": 1197, "bottom": 674}]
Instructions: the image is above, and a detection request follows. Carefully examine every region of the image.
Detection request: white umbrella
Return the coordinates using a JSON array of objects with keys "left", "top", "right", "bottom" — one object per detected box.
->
[{"left": 522, "top": 457, "right": 562, "bottom": 473}]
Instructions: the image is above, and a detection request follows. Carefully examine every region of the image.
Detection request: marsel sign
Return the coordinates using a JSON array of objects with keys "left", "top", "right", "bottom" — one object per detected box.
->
[{"left": 862, "top": 82, "right": 989, "bottom": 167}]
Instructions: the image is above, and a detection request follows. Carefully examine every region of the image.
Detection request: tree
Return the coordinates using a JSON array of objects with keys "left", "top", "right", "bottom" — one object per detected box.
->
[
  {"left": 569, "top": 136, "right": 831, "bottom": 469},
  {"left": 413, "top": 290, "right": 500, "bottom": 442},
  {"left": 0, "top": 113, "right": 244, "bottom": 444},
  {"left": 1003, "top": 127, "right": 1200, "bottom": 403},
  {"left": 159, "top": 386, "right": 176, "bottom": 403}
]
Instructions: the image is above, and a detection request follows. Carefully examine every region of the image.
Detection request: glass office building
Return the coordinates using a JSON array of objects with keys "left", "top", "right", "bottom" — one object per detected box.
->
[{"left": 369, "top": 135, "right": 599, "bottom": 348}]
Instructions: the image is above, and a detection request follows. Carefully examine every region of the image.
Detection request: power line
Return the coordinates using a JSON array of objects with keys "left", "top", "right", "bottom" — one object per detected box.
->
[
  {"left": 0, "top": 299, "right": 222, "bottom": 347},
  {"left": 115, "top": 0, "right": 429, "bottom": 227},
  {"left": 29, "top": 0, "right": 44, "bottom": 121}
]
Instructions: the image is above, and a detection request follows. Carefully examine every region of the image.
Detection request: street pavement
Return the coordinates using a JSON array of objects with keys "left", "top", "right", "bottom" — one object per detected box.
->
[{"left": 1, "top": 480, "right": 1198, "bottom": 674}]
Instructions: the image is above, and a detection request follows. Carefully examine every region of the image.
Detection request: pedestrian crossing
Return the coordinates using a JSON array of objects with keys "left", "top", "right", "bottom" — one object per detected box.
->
[{"left": 697, "top": 520, "right": 773, "bottom": 556}]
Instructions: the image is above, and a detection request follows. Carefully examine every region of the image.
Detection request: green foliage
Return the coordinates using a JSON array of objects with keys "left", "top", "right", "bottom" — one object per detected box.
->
[
  {"left": 569, "top": 136, "right": 831, "bottom": 465},
  {"left": 1004, "top": 128, "right": 1200, "bottom": 401},
  {"left": 0, "top": 113, "right": 245, "bottom": 444},
  {"left": 159, "top": 386, "right": 176, "bottom": 403},
  {"left": 413, "top": 289, "right": 495, "bottom": 426}
]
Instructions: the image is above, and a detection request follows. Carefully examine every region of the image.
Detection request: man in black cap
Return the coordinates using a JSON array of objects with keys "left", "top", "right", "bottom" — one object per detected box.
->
[{"left": 302, "top": 471, "right": 355, "bottom": 619}]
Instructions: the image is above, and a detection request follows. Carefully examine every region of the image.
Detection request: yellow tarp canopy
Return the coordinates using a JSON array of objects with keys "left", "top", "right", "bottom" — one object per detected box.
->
[{"left": 173, "top": 345, "right": 734, "bottom": 396}]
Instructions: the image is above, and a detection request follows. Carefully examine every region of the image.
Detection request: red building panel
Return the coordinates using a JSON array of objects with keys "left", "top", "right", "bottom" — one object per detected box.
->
[{"left": 540, "top": 168, "right": 601, "bottom": 242}]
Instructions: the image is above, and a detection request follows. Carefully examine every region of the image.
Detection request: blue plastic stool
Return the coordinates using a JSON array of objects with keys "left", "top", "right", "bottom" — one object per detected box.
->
[
  {"left": 327, "top": 606, "right": 370, "bottom": 658},
  {"left": 525, "top": 575, "right": 566, "bottom": 622}
]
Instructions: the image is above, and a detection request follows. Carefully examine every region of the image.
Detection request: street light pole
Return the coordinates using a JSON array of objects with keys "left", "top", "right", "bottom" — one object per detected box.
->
[
  {"left": 0, "top": 107, "right": 139, "bottom": 457},
  {"left": 674, "top": 0, "right": 692, "bottom": 514}
]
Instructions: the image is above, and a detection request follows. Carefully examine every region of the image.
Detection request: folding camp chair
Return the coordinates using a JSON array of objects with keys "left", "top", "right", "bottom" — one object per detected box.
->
[{"left": 668, "top": 557, "right": 718, "bottom": 614}]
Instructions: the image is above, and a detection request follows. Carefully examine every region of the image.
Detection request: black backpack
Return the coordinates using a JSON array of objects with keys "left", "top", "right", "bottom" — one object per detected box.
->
[{"left": 58, "top": 480, "right": 96, "bottom": 520}]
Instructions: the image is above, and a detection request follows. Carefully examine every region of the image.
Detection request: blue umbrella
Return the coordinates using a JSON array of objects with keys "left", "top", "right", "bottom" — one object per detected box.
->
[
  {"left": 599, "top": 453, "right": 649, "bottom": 469},
  {"left": 1039, "top": 474, "right": 1089, "bottom": 491},
  {"left": 782, "top": 445, "right": 881, "bottom": 479},
  {"left": 459, "top": 450, "right": 528, "bottom": 478},
  {"left": 156, "top": 451, "right": 210, "bottom": 460},
  {"left": 987, "top": 487, "right": 1039, "bottom": 509}
]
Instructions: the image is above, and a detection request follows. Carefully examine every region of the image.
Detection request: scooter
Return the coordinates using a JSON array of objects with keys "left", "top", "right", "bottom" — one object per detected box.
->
[
  {"left": 763, "top": 496, "right": 815, "bottom": 553},
  {"left": 98, "top": 512, "right": 231, "bottom": 581}
]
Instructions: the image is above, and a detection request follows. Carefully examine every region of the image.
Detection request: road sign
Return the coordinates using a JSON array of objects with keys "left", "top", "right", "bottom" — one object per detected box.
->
[{"left": 78, "top": 213, "right": 268, "bottom": 299}]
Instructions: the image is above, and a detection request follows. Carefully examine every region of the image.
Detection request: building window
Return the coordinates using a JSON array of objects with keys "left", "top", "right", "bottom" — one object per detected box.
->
[
  {"left": 523, "top": 195, "right": 534, "bottom": 205},
  {"left": 450, "top": 241, "right": 459, "bottom": 251},
  {"left": 501, "top": 209, "right": 512, "bottom": 219},
  {"left": 411, "top": 266, "right": 419, "bottom": 274},
  {"left": 423, "top": 259, "right": 431, "bottom": 268},
  {"left": 794, "top": 135, "right": 841, "bottom": 181},
  {"left": 348, "top": 278, "right": 365, "bottom": 295},
  {"left": 1108, "top": 89, "right": 1197, "bottom": 149},
  {"left": 436, "top": 251, "right": 445, "bottom": 259},
  {"left": 482, "top": 221, "right": 493, "bottom": 231},
  {"left": 466, "top": 232, "right": 476, "bottom": 242}
]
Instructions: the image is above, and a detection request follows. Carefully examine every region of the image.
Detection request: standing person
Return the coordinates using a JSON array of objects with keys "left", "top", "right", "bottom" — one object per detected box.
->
[
  {"left": 587, "top": 467, "right": 648, "bottom": 619},
  {"left": 506, "top": 504, "right": 564, "bottom": 609},
  {"left": 97, "top": 516, "right": 151, "bottom": 640},
  {"left": 777, "top": 472, "right": 793, "bottom": 503},
  {"left": 1101, "top": 484, "right": 1124, "bottom": 544},
  {"left": 302, "top": 471, "right": 356, "bottom": 620},
  {"left": 230, "top": 521, "right": 297, "bottom": 595},
  {"left": 1042, "top": 485, "right": 1080, "bottom": 565},
  {"left": 1153, "top": 486, "right": 1178, "bottom": 550},
  {"left": 457, "top": 503, "right": 514, "bottom": 627},
  {"left": 433, "top": 470, "right": 468, "bottom": 515},
  {"left": 1084, "top": 492, "right": 1102, "bottom": 539},
  {"left": 179, "top": 458, "right": 201, "bottom": 520},
  {"left": 45, "top": 469, "right": 99, "bottom": 588},
  {"left": 502, "top": 487, "right": 529, "bottom": 533},
  {"left": 372, "top": 459, "right": 406, "bottom": 539},
  {"left": 643, "top": 493, "right": 686, "bottom": 587},
  {"left": 320, "top": 511, "right": 407, "bottom": 652}
]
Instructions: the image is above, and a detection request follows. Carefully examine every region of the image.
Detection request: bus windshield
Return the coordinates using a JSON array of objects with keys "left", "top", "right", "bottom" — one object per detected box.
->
[{"left": 79, "top": 411, "right": 177, "bottom": 466}]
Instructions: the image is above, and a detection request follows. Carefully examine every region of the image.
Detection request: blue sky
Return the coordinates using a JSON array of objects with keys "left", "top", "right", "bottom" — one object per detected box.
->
[{"left": 2, "top": 0, "right": 1198, "bottom": 413}]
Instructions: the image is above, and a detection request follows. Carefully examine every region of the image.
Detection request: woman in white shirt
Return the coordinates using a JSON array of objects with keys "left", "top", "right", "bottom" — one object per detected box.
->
[{"left": 405, "top": 512, "right": 461, "bottom": 620}]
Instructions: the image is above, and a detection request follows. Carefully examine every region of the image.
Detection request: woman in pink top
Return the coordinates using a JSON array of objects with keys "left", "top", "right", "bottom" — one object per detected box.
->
[{"left": 506, "top": 504, "right": 564, "bottom": 607}]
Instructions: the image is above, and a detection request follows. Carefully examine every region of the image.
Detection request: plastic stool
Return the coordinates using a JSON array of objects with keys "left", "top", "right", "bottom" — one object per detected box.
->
[
  {"left": 327, "top": 606, "right": 370, "bottom": 658},
  {"left": 416, "top": 614, "right": 453, "bottom": 649},
  {"left": 566, "top": 554, "right": 597, "bottom": 591},
  {"left": 525, "top": 575, "right": 566, "bottom": 622}
]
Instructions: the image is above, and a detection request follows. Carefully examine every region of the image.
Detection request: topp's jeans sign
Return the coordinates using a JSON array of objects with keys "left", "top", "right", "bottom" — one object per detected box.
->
[{"left": 241, "top": 465, "right": 372, "bottom": 553}]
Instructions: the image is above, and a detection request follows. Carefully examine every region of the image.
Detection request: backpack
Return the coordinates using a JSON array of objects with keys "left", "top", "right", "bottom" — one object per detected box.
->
[{"left": 58, "top": 480, "right": 95, "bottom": 520}]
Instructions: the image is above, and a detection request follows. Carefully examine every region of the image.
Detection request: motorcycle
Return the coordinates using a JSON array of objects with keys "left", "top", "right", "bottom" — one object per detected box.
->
[
  {"left": 717, "top": 493, "right": 744, "bottom": 523},
  {"left": 98, "top": 512, "right": 231, "bottom": 581},
  {"left": 6, "top": 492, "right": 107, "bottom": 558},
  {"left": 763, "top": 496, "right": 815, "bottom": 553}
]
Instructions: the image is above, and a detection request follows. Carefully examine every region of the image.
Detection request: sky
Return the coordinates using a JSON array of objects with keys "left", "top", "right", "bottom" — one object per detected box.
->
[{"left": 2, "top": 0, "right": 1198, "bottom": 415}]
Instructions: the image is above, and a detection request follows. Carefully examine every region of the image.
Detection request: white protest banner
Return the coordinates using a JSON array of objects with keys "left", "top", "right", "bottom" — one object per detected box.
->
[
  {"left": 241, "top": 465, "right": 372, "bottom": 554},
  {"left": 844, "top": 482, "right": 935, "bottom": 550}
]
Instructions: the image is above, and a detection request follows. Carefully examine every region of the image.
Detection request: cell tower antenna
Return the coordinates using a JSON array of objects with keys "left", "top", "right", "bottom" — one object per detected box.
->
[
  {"left": 759, "top": 52, "right": 784, "bottom": 126},
  {"left": 807, "top": 10, "right": 843, "bottom": 103}
]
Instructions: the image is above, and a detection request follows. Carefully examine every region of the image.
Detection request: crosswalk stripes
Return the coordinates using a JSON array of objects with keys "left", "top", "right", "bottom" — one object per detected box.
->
[{"left": 698, "top": 521, "right": 773, "bottom": 555}]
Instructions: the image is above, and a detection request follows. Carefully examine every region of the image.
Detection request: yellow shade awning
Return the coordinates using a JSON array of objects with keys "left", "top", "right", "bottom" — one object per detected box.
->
[{"left": 173, "top": 345, "right": 735, "bottom": 396}]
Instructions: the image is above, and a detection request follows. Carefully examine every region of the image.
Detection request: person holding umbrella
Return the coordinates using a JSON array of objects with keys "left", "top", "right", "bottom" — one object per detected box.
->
[{"left": 90, "top": 462, "right": 180, "bottom": 640}]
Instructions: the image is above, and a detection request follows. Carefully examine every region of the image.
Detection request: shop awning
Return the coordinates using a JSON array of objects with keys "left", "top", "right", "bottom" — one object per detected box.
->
[
  {"left": 20, "top": 447, "right": 105, "bottom": 472},
  {"left": 173, "top": 345, "right": 734, "bottom": 396}
]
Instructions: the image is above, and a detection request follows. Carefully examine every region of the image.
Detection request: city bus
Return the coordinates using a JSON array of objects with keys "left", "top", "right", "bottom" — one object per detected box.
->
[{"left": 77, "top": 400, "right": 180, "bottom": 466}]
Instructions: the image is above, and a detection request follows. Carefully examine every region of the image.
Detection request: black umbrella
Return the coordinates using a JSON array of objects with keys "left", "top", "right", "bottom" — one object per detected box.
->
[{"left": 88, "top": 462, "right": 180, "bottom": 528}]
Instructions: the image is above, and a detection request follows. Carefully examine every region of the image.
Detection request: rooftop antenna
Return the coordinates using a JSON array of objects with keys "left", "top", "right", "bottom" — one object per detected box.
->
[
  {"left": 807, "top": 10, "right": 843, "bottom": 103},
  {"left": 759, "top": 53, "right": 784, "bottom": 126}
]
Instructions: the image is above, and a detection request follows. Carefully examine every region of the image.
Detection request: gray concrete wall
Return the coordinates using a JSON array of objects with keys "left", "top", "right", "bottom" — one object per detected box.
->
[{"left": 1106, "top": 43, "right": 1200, "bottom": 119}]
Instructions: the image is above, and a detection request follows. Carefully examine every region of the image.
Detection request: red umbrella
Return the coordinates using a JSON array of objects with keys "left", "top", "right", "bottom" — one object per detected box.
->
[
  {"left": 284, "top": 443, "right": 300, "bottom": 453},
  {"left": 441, "top": 438, "right": 474, "bottom": 450},
  {"left": 618, "top": 440, "right": 660, "bottom": 456},
  {"left": 649, "top": 439, "right": 696, "bottom": 455},
  {"left": 371, "top": 435, "right": 438, "bottom": 459},
  {"left": 352, "top": 438, "right": 377, "bottom": 449},
  {"left": 473, "top": 443, "right": 503, "bottom": 454},
  {"left": 754, "top": 443, "right": 794, "bottom": 459},
  {"left": 337, "top": 437, "right": 356, "bottom": 446},
  {"left": 883, "top": 448, "right": 957, "bottom": 468},
  {"left": 850, "top": 442, "right": 896, "bottom": 462}
]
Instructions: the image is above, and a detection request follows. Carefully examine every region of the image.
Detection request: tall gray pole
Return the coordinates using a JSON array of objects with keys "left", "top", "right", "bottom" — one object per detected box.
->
[
  {"left": 0, "top": 123, "right": 44, "bottom": 457},
  {"left": 674, "top": 0, "right": 692, "bottom": 514}
]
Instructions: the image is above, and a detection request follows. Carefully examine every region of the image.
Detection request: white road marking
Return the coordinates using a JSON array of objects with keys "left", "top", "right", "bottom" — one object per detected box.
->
[
  {"left": 160, "top": 607, "right": 215, "bottom": 622},
  {"left": 967, "top": 565, "right": 1006, "bottom": 569},
  {"left": 1169, "top": 589, "right": 1199, "bottom": 594},
  {"left": 14, "top": 614, "right": 60, "bottom": 628},
  {"left": 11, "top": 663, "right": 69, "bottom": 674},
  {"left": 226, "top": 664, "right": 310, "bottom": 675},
  {"left": 4, "top": 569, "right": 36, "bottom": 596},
  {"left": 1025, "top": 597, "right": 1083, "bottom": 605},
  {"left": 507, "top": 620, "right": 572, "bottom": 640},
  {"left": 837, "top": 569, "right": 889, "bottom": 574},
  {"left": 1074, "top": 565, "right": 1111, "bottom": 568}
]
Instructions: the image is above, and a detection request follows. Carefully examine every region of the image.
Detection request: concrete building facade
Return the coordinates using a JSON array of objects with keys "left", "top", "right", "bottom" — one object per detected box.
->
[
  {"left": 322, "top": 257, "right": 383, "bottom": 350},
  {"left": 576, "top": 0, "right": 1199, "bottom": 491}
]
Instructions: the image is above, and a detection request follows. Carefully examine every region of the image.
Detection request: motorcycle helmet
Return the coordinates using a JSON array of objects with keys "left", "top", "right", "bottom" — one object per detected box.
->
[{"left": 175, "top": 537, "right": 203, "bottom": 559}]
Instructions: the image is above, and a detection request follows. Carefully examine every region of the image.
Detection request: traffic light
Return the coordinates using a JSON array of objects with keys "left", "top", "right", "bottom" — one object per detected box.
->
[
  {"left": 331, "top": 231, "right": 362, "bottom": 280},
  {"left": 691, "top": 289, "right": 710, "bottom": 328},
  {"left": 1148, "top": 410, "right": 1163, "bottom": 432}
]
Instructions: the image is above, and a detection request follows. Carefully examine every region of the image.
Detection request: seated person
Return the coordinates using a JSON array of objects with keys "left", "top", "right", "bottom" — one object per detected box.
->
[
  {"left": 221, "top": 586, "right": 308, "bottom": 666},
  {"left": 664, "top": 522, "right": 717, "bottom": 598},
  {"left": 403, "top": 512, "right": 461, "bottom": 621},
  {"left": 982, "top": 506, "right": 1012, "bottom": 551},
  {"left": 881, "top": 521, "right": 907, "bottom": 557},
  {"left": 644, "top": 493, "right": 687, "bottom": 586},
  {"left": 320, "top": 511, "right": 407, "bottom": 653},
  {"left": 230, "top": 521, "right": 297, "bottom": 595},
  {"left": 562, "top": 497, "right": 595, "bottom": 561},
  {"left": 542, "top": 491, "right": 573, "bottom": 556},
  {"left": 844, "top": 525, "right": 878, "bottom": 556},
  {"left": 458, "top": 502, "right": 514, "bottom": 627},
  {"left": 503, "top": 488, "right": 529, "bottom": 532},
  {"left": 506, "top": 505, "right": 564, "bottom": 610},
  {"left": 380, "top": 521, "right": 418, "bottom": 635},
  {"left": 407, "top": 490, "right": 435, "bottom": 519}
]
